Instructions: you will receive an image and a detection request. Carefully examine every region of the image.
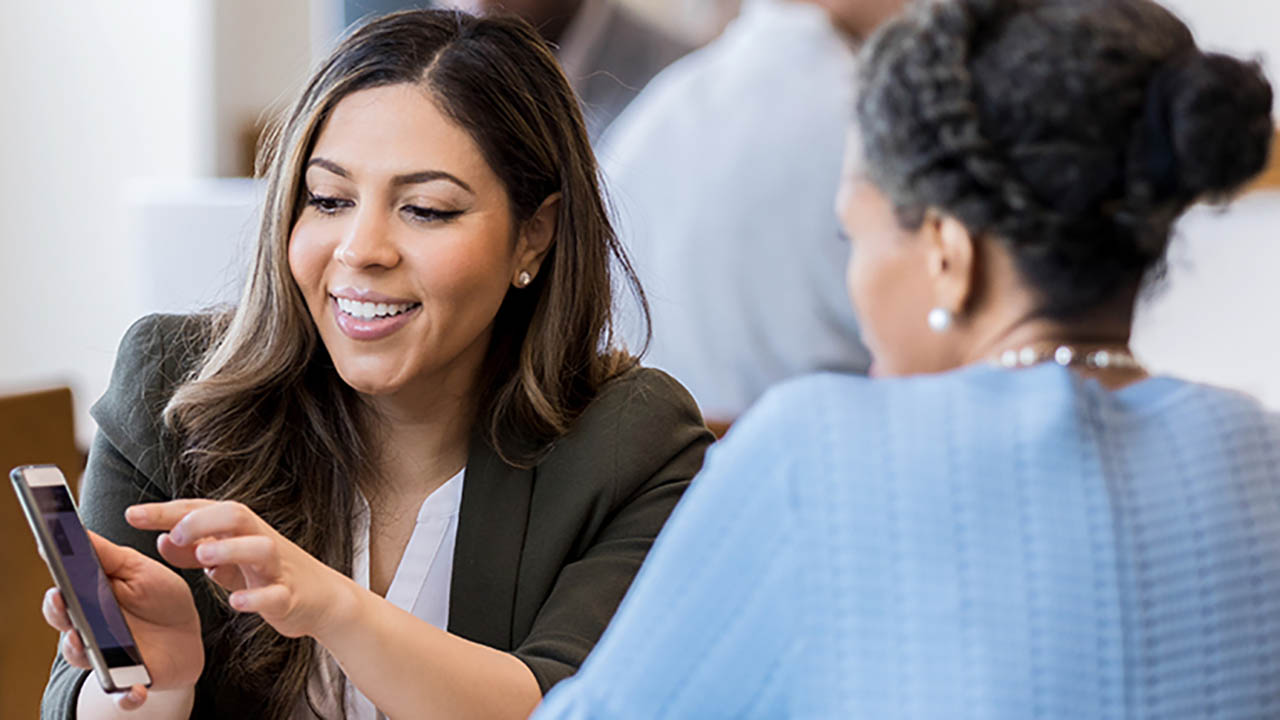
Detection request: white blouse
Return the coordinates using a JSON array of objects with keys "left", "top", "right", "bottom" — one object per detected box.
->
[{"left": 298, "top": 468, "right": 465, "bottom": 720}]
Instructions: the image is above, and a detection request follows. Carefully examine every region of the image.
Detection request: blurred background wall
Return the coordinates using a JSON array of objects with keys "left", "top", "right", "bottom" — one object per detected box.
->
[
  {"left": 0, "top": 0, "right": 311, "bottom": 446},
  {"left": 0, "top": 0, "right": 1277, "bottom": 451}
]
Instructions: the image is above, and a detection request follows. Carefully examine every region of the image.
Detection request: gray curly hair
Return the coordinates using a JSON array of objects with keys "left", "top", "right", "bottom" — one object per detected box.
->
[{"left": 857, "top": 0, "right": 1274, "bottom": 318}]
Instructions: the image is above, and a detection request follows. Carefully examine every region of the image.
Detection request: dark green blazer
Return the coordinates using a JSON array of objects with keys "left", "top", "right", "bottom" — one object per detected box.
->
[{"left": 43, "top": 314, "right": 712, "bottom": 718}]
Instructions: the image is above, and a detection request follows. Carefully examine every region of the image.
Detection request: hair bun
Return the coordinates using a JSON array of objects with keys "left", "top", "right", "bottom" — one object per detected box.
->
[{"left": 1158, "top": 52, "right": 1275, "bottom": 198}]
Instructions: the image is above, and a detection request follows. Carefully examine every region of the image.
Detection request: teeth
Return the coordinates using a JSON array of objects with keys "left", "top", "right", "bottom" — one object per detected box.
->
[{"left": 334, "top": 297, "right": 417, "bottom": 320}]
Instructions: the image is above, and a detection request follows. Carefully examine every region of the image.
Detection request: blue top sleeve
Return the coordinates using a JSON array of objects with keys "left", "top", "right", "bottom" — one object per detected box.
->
[{"left": 534, "top": 389, "right": 806, "bottom": 718}]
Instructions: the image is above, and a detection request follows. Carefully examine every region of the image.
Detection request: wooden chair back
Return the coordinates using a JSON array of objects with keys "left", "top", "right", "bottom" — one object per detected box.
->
[
  {"left": 1248, "top": 130, "right": 1280, "bottom": 192},
  {"left": 0, "top": 387, "right": 84, "bottom": 718}
]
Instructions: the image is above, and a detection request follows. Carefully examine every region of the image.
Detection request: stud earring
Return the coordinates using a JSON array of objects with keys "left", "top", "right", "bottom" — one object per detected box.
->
[
  {"left": 927, "top": 307, "right": 954, "bottom": 333},
  {"left": 516, "top": 271, "right": 532, "bottom": 288}
]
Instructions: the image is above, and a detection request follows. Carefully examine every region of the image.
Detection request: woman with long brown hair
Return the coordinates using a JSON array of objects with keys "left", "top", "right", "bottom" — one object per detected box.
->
[{"left": 39, "top": 9, "right": 711, "bottom": 719}]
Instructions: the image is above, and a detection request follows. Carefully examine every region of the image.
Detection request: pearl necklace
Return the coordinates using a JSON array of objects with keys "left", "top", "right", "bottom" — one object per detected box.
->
[{"left": 992, "top": 344, "right": 1143, "bottom": 371}]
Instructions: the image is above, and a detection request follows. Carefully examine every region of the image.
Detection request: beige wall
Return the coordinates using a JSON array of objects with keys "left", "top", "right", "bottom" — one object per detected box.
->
[
  {"left": 0, "top": 2, "right": 214, "bottom": 444},
  {"left": 0, "top": 2, "right": 315, "bottom": 445},
  {"left": 615, "top": 0, "right": 741, "bottom": 44},
  {"left": 212, "top": 0, "right": 312, "bottom": 176}
]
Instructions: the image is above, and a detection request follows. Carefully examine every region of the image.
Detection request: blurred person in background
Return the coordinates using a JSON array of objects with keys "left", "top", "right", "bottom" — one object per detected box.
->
[
  {"left": 39, "top": 10, "right": 710, "bottom": 720},
  {"left": 674, "top": 0, "right": 743, "bottom": 43},
  {"left": 467, "top": 0, "right": 697, "bottom": 141},
  {"left": 536, "top": 0, "right": 1280, "bottom": 716},
  {"left": 598, "top": 0, "right": 908, "bottom": 431}
]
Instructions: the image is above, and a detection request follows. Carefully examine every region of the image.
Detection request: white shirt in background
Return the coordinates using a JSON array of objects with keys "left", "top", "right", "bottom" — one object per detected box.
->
[{"left": 599, "top": 0, "right": 872, "bottom": 421}]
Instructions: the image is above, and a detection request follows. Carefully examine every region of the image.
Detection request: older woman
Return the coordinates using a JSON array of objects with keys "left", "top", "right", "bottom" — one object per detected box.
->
[
  {"left": 535, "top": 0, "right": 1280, "bottom": 717},
  {"left": 39, "top": 10, "right": 711, "bottom": 720}
]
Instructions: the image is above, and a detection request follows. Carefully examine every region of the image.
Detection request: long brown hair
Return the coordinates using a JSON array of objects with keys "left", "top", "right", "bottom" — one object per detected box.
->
[{"left": 162, "top": 9, "right": 649, "bottom": 717}]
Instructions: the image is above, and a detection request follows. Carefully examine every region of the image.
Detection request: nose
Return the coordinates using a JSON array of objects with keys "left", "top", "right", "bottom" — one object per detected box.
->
[{"left": 334, "top": 205, "right": 400, "bottom": 270}]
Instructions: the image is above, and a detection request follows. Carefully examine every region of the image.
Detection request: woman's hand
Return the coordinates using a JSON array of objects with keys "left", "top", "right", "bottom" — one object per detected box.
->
[
  {"left": 125, "top": 500, "right": 355, "bottom": 640},
  {"left": 126, "top": 502, "right": 543, "bottom": 720},
  {"left": 41, "top": 531, "right": 204, "bottom": 710}
]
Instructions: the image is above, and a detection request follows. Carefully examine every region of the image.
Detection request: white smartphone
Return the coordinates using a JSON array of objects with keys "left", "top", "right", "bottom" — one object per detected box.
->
[{"left": 11, "top": 464, "right": 152, "bottom": 692}]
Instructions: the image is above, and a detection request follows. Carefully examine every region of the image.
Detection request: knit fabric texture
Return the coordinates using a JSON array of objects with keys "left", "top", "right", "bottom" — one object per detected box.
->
[{"left": 536, "top": 363, "right": 1280, "bottom": 718}]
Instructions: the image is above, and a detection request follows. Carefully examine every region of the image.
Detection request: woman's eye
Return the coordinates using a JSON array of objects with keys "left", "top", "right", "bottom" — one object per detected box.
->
[
  {"left": 402, "top": 205, "right": 464, "bottom": 224},
  {"left": 306, "top": 193, "right": 352, "bottom": 215}
]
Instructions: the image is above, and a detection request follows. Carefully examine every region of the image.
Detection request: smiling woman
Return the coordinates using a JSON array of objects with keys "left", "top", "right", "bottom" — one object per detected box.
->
[
  {"left": 39, "top": 10, "right": 711, "bottom": 720},
  {"left": 289, "top": 83, "right": 544, "bottom": 404}
]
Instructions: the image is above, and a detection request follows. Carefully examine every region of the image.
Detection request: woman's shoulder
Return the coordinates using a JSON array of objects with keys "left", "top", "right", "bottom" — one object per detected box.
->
[
  {"left": 759, "top": 365, "right": 1280, "bottom": 469},
  {"left": 106, "top": 312, "right": 215, "bottom": 381},
  {"left": 536, "top": 365, "right": 713, "bottom": 490},
  {"left": 98, "top": 313, "right": 216, "bottom": 404},
  {"left": 717, "top": 366, "right": 1070, "bottom": 465},
  {"left": 1114, "top": 373, "right": 1280, "bottom": 451},
  {"left": 735, "top": 370, "right": 883, "bottom": 439},
  {"left": 594, "top": 365, "right": 704, "bottom": 417},
  {"left": 565, "top": 365, "right": 708, "bottom": 436},
  {"left": 89, "top": 313, "right": 219, "bottom": 476}
]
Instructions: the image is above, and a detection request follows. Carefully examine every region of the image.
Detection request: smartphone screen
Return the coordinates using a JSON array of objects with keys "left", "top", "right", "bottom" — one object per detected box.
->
[{"left": 12, "top": 465, "right": 150, "bottom": 689}]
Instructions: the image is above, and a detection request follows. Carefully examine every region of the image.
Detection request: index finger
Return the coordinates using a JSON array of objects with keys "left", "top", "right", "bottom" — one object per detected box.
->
[
  {"left": 166, "top": 501, "right": 265, "bottom": 547},
  {"left": 125, "top": 500, "right": 217, "bottom": 531}
]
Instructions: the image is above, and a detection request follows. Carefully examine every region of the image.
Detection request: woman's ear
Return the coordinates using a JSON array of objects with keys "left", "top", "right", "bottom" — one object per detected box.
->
[
  {"left": 923, "top": 210, "right": 977, "bottom": 318},
  {"left": 514, "top": 193, "right": 561, "bottom": 283}
]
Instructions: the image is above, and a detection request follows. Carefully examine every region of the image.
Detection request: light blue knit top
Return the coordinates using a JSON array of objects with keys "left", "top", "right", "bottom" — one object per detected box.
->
[{"left": 535, "top": 363, "right": 1280, "bottom": 718}]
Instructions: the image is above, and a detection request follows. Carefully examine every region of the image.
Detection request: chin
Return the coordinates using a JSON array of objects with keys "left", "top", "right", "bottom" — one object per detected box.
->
[
  {"left": 337, "top": 377, "right": 394, "bottom": 396},
  {"left": 331, "top": 361, "right": 406, "bottom": 397}
]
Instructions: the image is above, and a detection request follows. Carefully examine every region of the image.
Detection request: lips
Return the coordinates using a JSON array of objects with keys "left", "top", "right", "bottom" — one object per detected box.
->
[{"left": 329, "top": 291, "right": 422, "bottom": 341}]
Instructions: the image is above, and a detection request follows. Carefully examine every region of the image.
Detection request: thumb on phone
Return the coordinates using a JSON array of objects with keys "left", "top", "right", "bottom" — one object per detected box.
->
[{"left": 86, "top": 530, "right": 135, "bottom": 578}]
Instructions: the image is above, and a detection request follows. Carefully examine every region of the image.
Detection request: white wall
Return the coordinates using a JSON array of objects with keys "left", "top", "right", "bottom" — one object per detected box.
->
[
  {"left": 0, "top": 1, "right": 315, "bottom": 446},
  {"left": 0, "top": 2, "right": 215, "bottom": 445},
  {"left": 1160, "top": 0, "right": 1280, "bottom": 113},
  {"left": 1133, "top": 192, "right": 1280, "bottom": 410}
]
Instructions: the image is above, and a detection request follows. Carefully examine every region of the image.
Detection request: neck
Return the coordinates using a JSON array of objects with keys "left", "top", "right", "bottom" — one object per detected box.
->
[
  {"left": 362, "top": 335, "right": 489, "bottom": 500},
  {"left": 967, "top": 319, "right": 1131, "bottom": 363},
  {"left": 367, "top": 387, "right": 473, "bottom": 501},
  {"left": 962, "top": 301, "right": 1146, "bottom": 389}
]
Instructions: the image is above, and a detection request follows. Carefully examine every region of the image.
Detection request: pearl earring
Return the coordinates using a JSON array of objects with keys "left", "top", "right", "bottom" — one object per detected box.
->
[
  {"left": 927, "top": 307, "right": 954, "bottom": 333},
  {"left": 516, "top": 271, "right": 532, "bottom": 288}
]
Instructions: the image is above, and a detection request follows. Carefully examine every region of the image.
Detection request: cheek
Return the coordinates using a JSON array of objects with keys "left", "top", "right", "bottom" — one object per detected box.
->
[
  {"left": 846, "top": 238, "right": 933, "bottom": 376},
  {"left": 847, "top": 243, "right": 897, "bottom": 351},
  {"left": 287, "top": 223, "right": 330, "bottom": 301},
  {"left": 410, "top": 224, "right": 516, "bottom": 322}
]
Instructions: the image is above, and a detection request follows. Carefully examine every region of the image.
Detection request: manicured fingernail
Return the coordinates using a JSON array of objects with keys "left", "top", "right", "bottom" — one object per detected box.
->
[
  {"left": 230, "top": 593, "right": 247, "bottom": 610},
  {"left": 169, "top": 527, "right": 186, "bottom": 545},
  {"left": 195, "top": 544, "right": 216, "bottom": 563},
  {"left": 125, "top": 506, "right": 147, "bottom": 522}
]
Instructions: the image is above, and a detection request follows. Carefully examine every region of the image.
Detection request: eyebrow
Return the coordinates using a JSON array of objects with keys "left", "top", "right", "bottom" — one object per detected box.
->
[{"left": 306, "top": 157, "right": 474, "bottom": 193}]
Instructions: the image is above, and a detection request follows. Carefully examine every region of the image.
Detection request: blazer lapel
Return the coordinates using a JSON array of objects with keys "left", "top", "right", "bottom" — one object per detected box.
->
[{"left": 448, "top": 435, "right": 534, "bottom": 650}]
